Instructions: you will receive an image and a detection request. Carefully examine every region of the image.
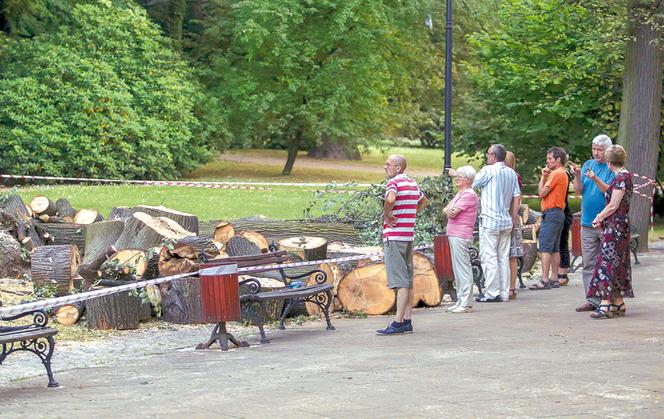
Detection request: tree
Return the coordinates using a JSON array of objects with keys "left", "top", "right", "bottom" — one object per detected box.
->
[
  {"left": 0, "top": 1, "right": 211, "bottom": 179},
  {"left": 458, "top": 0, "right": 625, "bottom": 178},
  {"left": 195, "top": 0, "right": 437, "bottom": 174},
  {"left": 617, "top": 0, "right": 663, "bottom": 249}
]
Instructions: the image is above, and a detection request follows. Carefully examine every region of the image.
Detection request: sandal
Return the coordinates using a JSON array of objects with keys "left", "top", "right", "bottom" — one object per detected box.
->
[
  {"left": 558, "top": 274, "right": 569, "bottom": 286},
  {"left": 509, "top": 288, "right": 517, "bottom": 300},
  {"left": 549, "top": 280, "right": 560, "bottom": 288},
  {"left": 528, "top": 281, "right": 551, "bottom": 290},
  {"left": 611, "top": 303, "right": 626, "bottom": 317},
  {"left": 590, "top": 304, "right": 614, "bottom": 320}
]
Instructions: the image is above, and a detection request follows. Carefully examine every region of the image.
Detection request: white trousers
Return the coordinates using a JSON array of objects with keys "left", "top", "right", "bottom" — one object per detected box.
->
[
  {"left": 448, "top": 236, "right": 474, "bottom": 307},
  {"left": 479, "top": 226, "right": 512, "bottom": 300}
]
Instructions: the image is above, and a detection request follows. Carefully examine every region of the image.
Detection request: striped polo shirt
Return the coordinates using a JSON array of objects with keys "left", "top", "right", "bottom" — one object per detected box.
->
[
  {"left": 471, "top": 162, "right": 520, "bottom": 231},
  {"left": 382, "top": 174, "right": 423, "bottom": 242}
]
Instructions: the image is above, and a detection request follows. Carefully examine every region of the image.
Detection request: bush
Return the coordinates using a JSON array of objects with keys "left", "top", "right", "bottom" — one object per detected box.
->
[{"left": 0, "top": 2, "right": 211, "bottom": 179}]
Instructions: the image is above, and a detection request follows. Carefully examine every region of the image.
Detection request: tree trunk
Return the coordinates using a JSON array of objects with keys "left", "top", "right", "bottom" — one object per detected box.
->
[
  {"left": 35, "top": 223, "right": 86, "bottom": 254},
  {"left": 77, "top": 220, "right": 125, "bottom": 282},
  {"left": 278, "top": 236, "right": 328, "bottom": 261},
  {"left": 617, "top": 1, "right": 663, "bottom": 251},
  {"left": 31, "top": 245, "right": 81, "bottom": 296},
  {"left": 159, "top": 276, "right": 204, "bottom": 324},
  {"left": 282, "top": 129, "right": 302, "bottom": 175},
  {"left": 0, "top": 193, "right": 42, "bottom": 249},
  {"left": 337, "top": 263, "right": 395, "bottom": 315},
  {"left": 412, "top": 252, "right": 441, "bottom": 307},
  {"left": 53, "top": 302, "right": 85, "bottom": 326},
  {"left": 136, "top": 205, "right": 199, "bottom": 235},
  {"left": 0, "top": 231, "right": 30, "bottom": 278},
  {"left": 86, "top": 290, "right": 141, "bottom": 330},
  {"left": 307, "top": 136, "right": 361, "bottom": 160},
  {"left": 305, "top": 263, "right": 342, "bottom": 315},
  {"left": 225, "top": 235, "right": 261, "bottom": 257},
  {"left": 108, "top": 206, "right": 138, "bottom": 221},
  {"left": 114, "top": 212, "right": 193, "bottom": 251}
]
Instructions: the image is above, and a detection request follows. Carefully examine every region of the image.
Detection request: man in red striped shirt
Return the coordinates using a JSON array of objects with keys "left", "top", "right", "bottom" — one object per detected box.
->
[{"left": 377, "top": 154, "right": 429, "bottom": 335}]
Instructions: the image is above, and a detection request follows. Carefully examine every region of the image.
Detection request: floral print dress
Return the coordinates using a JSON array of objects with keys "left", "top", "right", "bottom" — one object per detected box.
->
[{"left": 587, "top": 170, "right": 634, "bottom": 299}]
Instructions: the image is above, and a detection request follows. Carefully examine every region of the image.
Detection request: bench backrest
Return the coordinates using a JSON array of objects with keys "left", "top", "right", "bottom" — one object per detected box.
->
[{"left": 201, "top": 250, "right": 292, "bottom": 274}]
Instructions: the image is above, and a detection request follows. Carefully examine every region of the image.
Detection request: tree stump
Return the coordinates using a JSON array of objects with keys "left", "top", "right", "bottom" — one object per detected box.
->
[
  {"left": 337, "top": 263, "right": 395, "bottom": 315},
  {"left": 159, "top": 276, "right": 204, "bottom": 324},
  {"left": 86, "top": 290, "right": 141, "bottom": 330},
  {"left": 31, "top": 245, "right": 80, "bottom": 296},
  {"left": 278, "top": 236, "right": 328, "bottom": 261},
  {"left": 77, "top": 220, "right": 125, "bottom": 282}
]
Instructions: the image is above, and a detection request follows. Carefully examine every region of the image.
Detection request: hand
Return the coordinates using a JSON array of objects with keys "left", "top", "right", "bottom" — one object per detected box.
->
[
  {"left": 384, "top": 213, "right": 398, "bottom": 228},
  {"left": 591, "top": 215, "right": 603, "bottom": 228},
  {"left": 541, "top": 167, "right": 551, "bottom": 178},
  {"left": 570, "top": 162, "right": 581, "bottom": 177},
  {"left": 446, "top": 168, "right": 457, "bottom": 177},
  {"left": 585, "top": 167, "right": 596, "bottom": 181}
]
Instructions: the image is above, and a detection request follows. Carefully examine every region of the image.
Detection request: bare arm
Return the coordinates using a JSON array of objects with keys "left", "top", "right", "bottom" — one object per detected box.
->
[
  {"left": 586, "top": 169, "right": 610, "bottom": 193},
  {"left": 417, "top": 195, "right": 430, "bottom": 214},
  {"left": 510, "top": 195, "right": 521, "bottom": 228},
  {"left": 592, "top": 188, "right": 625, "bottom": 227},
  {"left": 571, "top": 163, "right": 583, "bottom": 194},
  {"left": 383, "top": 191, "right": 397, "bottom": 227},
  {"left": 538, "top": 168, "right": 551, "bottom": 198}
]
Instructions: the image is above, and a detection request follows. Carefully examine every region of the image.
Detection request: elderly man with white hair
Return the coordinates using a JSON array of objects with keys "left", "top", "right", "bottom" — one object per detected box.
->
[
  {"left": 444, "top": 165, "right": 479, "bottom": 313},
  {"left": 570, "top": 134, "right": 615, "bottom": 312}
]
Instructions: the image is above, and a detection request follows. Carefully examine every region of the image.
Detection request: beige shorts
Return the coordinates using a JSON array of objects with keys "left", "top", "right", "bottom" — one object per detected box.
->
[{"left": 383, "top": 240, "right": 414, "bottom": 289}]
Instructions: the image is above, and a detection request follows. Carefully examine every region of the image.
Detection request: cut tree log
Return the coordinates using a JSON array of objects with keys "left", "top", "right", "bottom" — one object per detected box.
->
[
  {"left": 237, "top": 230, "right": 269, "bottom": 253},
  {"left": 0, "top": 231, "right": 30, "bottom": 278},
  {"left": 144, "top": 246, "right": 162, "bottom": 279},
  {"left": 169, "top": 236, "right": 220, "bottom": 260},
  {"left": 0, "top": 193, "right": 42, "bottom": 250},
  {"left": 53, "top": 302, "right": 85, "bottom": 326},
  {"left": 35, "top": 223, "right": 86, "bottom": 254},
  {"left": 137, "top": 205, "right": 198, "bottom": 235},
  {"left": 113, "top": 212, "right": 194, "bottom": 251},
  {"left": 305, "top": 262, "right": 342, "bottom": 315},
  {"left": 98, "top": 249, "right": 148, "bottom": 281},
  {"left": 55, "top": 198, "right": 77, "bottom": 218},
  {"left": 74, "top": 209, "right": 103, "bottom": 224},
  {"left": 108, "top": 206, "right": 138, "bottom": 221},
  {"left": 225, "top": 235, "right": 261, "bottom": 257},
  {"left": 278, "top": 236, "right": 327, "bottom": 261},
  {"left": 412, "top": 252, "right": 441, "bottom": 307},
  {"left": 213, "top": 221, "right": 235, "bottom": 246},
  {"left": 521, "top": 239, "right": 539, "bottom": 273},
  {"left": 30, "top": 196, "right": 57, "bottom": 216},
  {"left": 240, "top": 276, "right": 286, "bottom": 322},
  {"left": 158, "top": 245, "right": 198, "bottom": 276},
  {"left": 86, "top": 289, "right": 141, "bottom": 330},
  {"left": 77, "top": 220, "right": 125, "bottom": 282},
  {"left": 31, "top": 245, "right": 80, "bottom": 296},
  {"left": 159, "top": 276, "right": 204, "bottom": 324},
  {"left": 200, "top": 218, "right": 362, "bottom": 245},
  {"left": 337, "top": 263, "right": 395, "bottom": 315}
]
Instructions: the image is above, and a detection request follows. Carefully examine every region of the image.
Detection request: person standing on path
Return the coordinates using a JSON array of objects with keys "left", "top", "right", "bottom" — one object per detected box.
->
[
  {"left": 444, "top": 165, "right": 479, "bottom": 313},
  {"left": 556, "top": 165, "right": 574, "bottom": 286},
  {"left": 570, "top": 134, "right": 615, "bottom": 312},
  {"left": 377, "top": 154, "right": 429, "bottom": 335},
  {"left": 587, "top": 145, "right": 634, "bottom": 319},
  {"left": 472, "top": 144, "right": 520, "bottom": 303},
  {"left": 505, "top": 151, "right": 524, "bottom": 300},
  {"left": 529, "top": 146, "right": 568, "bottom": 290}
]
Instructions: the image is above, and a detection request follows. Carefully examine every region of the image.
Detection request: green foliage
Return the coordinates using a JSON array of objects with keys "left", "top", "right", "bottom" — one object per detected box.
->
[
  {"left": 458, "top": 0, "right": 625, "bottom": 178},
  {"left": 308, "top": 175, "right": 455, "bottom": 246},
  {"left": 0, "top": 0, "right": 72, "bottom": 38},
  {"left": 0, "top": 1, "right": 211, "bottom": 179}
]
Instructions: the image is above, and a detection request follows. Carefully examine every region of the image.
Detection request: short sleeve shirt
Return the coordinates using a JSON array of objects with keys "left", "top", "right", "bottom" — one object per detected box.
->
[
  {"left": 581, "top": 160, "right": 616, "bottom": 227},
  {"left": 541, "top": 167, "right": 568, "bottom": 211},
  {"left": 382, "top": 174, "right": 424, "bottom": 242},
  {"left": 445, "top": 190, "right": 478, "bottom": 240}
]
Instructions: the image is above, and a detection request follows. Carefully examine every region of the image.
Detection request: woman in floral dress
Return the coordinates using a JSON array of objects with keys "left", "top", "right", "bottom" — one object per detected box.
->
[{"left": 587, "top": 145, "right": 633, "bottom": 319}]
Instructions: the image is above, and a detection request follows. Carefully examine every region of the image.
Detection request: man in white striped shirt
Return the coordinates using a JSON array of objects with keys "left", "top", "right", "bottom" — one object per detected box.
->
[{"left": 472, "top": 144, "right": 521, "bottom": 302}]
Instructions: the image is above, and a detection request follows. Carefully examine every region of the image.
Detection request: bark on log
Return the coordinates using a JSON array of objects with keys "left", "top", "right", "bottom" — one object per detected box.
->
[
  {"left": 225, "top": 235, "right": 261, "bottom": 257},
  {"left": 35, "top": 223, "right": 86, "bottom": 254},
  {"left": 169, "top": 236, "right": 220, "bottom": 261},
  {"left": 525, "top": 209, "right": 542, "bottom": 226},
  {"left": 31, "top": 245, "right": 80, "bottom": 296},
  {"left": 108, "top": 206, "right": 138, "bottom": 222},
  {"left": 53, "top": 302, "right": 85, "bottom": 326},
  {"left": 237, "top": 230, "right": 269, "bottom": 253},
  {"left": 114, "top": 212, "right": 194, "bottom": 251},
  {"left": 86, "top": 289, "right": 141, "bottom": 330},
  {"left": 412, "top": 253, "right": 441, "bottom": 307},
  {"left": 305, "top": 263, "right": 342, "bottom": 315},
  {"left": 98, "top": 249, "right": 148, "bottom": 281},
  {"left": 159, "top": 276, "right": 204, "bottom": 324},
  {"left": 77, "top": 220, "right": 125, "bottom": 282},
  {"left": 521, "top": 240, "right": 539, "bottom": 273},
  {"left": 55, "top": 198, "right": 77, "bottom": 218},
  {"left": 200, "top": 218, "right": 362, "bottom": 245},
  {"left": 144, "top": 246, "right": 162, "bottom": 279},
  {"left": 278, "top": 236, "right": 327, "bottom": 261},
  {"left": 136, "top": 205, "right": 198, "bottom": 235},
  {"left": 0, "top": 231, "right": 30, "bottom": 278},
  {"left": 158, "top": 245, "right": 199, "bottom": 276},
  {"left": 74, "top": 209, "right": 103, "bottom": 224},
  {"left": 0, "top": 194, "right": 42, "bottom": 249},
  {"left": 30, "top": 196, "right": 57, "bottom": 216},
  {"left": 337, "top": 263, "right": 395, "bottom": 315},
  {"left": 240, "top": 276, "right": 286, "bottom": 322},
  {"left": 213, "top": 221, "right": 235, "bottom": 246}
]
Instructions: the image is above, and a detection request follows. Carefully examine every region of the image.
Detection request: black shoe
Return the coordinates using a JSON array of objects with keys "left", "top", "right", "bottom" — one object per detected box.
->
[{"left": 476, "top": 295, "right": 501, "bottom": 303}]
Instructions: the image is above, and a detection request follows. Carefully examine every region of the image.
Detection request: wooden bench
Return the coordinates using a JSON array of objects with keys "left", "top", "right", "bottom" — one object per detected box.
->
[
  {"left": 202, "top": 250, "right": 335, "bottom": 343},
  {"left": 0, "top": 310, "right": 59, "bottom": 388}
]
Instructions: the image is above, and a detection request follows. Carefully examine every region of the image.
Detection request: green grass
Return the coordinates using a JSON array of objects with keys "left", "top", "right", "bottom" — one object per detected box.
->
[
  {"left": 17, "top": 185, "right": 327, "bottom": 221},
  {"left": 358, "top": 146, "right": 482, "bottom": 171}
]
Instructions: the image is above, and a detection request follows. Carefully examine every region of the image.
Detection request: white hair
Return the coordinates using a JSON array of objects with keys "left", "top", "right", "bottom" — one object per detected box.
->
[
  {"left": 456, "top": 165, "right": 476, "bottom": 183},
  {"left": 592, "top": 134, "right": 613, "bottom": 149}
]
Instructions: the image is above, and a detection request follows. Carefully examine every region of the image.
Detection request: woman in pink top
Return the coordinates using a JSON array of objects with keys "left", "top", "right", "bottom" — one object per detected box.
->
[{"left": 444, "top": 165, "right": 479, "bottom": 313}]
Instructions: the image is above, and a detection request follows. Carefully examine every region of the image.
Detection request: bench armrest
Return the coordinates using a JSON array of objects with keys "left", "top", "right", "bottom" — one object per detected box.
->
[
  {"left": 280, "top": 268, "right": 328, "bottom": 286},
  {"left": 239, "top": 278, "right": 262, "bottom": 295},
  {"left": 1, "top": 309, "right": 50, "bottom": 328}
]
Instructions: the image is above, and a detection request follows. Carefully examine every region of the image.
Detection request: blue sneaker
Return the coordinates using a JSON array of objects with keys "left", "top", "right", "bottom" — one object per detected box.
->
[
  {"left": 402, "top": 321, "right": 413, "bottom": 333},
  {"left": 376, "top": 322, "right": 407, "bottom": 335}
]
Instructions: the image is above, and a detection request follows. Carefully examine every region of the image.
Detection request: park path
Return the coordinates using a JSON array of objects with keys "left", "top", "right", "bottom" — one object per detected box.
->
[
  {"left": 2, "top": 247, "right": 664, "bottom": 417},
  {"left": 220, "top": 151, "right": 441, "bottom": 177}
]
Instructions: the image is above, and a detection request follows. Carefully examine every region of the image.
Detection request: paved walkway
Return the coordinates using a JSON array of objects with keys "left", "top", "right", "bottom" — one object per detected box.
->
[{"left": 2, "top": 251, "right": 664, "bottom": 418}]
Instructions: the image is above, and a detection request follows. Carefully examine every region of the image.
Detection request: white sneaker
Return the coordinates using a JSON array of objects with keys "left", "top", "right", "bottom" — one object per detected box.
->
[
  {"left": 451, "top": 306, "right": 472, "bottom": 313},
  {"left": 447, "top": 302, "right": 460, "bottom": 312}
]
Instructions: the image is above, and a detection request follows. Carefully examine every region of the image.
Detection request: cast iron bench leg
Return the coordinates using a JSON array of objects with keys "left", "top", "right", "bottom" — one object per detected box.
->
[
  {"left": 257, "top": 301, "right": 270, "bottom": 344},
  {"left": 631, "top": 237, "right": 640, "bottom": 265},
  {"left": 279, "top": 299, "right": 297, "bottom": 330},
  {"left": 43, "top": 336, "right": 59, "bottom": 388},
  {"left": 517, "top": 257, "right": 525, "bottom": 288},
  {"left": 0, "top": 336, "right": 59, "bottom": 388},
  {"left": 323, "top": 289, "right": 335, "bottom": 331}
]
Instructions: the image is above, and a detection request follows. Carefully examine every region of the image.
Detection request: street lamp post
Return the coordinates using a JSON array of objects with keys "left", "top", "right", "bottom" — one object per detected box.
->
[{"left": 443, "top": 0, "right": 453, "bottom": 170}]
